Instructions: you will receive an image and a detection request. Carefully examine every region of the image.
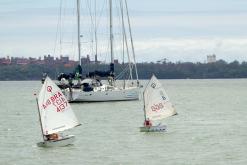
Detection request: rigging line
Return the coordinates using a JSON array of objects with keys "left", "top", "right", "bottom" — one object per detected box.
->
[
  {"left": 76, "top": 0, "right": 82, "bottom": 65},
  {"left": 71, "top": 2, "right": 77, "bottom": 61},
  {"left": 115, "top": 0, "right": 124, "bottom": 55},
  {"left": 95, "top": 0, "right": 107, "bottom": 32},
  {"left": 53, "top": 0, "right": 63, "bottom": 57},
  {"left": 124, "top": 0, "right": 139, "bottom": 83},
  {"left": 86, "top": 0, "right": 95, "bottom": 57},
  {"left": 96, "top": 0, "right": 107, "bottom": 61},
  {"left": 115, "top": 65, "right": 129, "bottom": 79},
  {"left": 60, "top": 0, "right": 69, "bottom": 55},
  {"left": 121, "top": 1, "right": 125, "bottom": 67},
  {"left": 105, "top": 1, "right": 110, "bottom": 63},
  {"left": 94, "top": 0, "right": 98, "bottom": 59},
  {"left": 120, "top": 0, "right": 133, "bottom": 80},
  {"left": 109, "top": 0, "right": 114, "bottom": 63},
  {"left": 94, "top": 0, "right": 107, "bottom": 60},
  {"left": 115, "top": 0, "right": 130, "bottom": 68}
]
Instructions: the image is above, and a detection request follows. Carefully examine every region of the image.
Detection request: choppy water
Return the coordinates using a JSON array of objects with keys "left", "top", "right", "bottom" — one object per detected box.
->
[{"left": 0, "top": 79, "right": 247, "bottom": 165}]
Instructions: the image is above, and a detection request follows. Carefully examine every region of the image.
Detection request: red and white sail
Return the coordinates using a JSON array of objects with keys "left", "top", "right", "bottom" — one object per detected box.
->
[
  {"left": 144, "top": 75, "right": 177, "bottom": 121},
  {"left": 38, "top": 77, "right": 80, "bottom": 135}
]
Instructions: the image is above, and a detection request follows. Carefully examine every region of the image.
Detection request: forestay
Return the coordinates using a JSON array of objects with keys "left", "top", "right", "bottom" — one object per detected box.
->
[
  {"left": 144, "top": 75, "right": 176, "bottom": 121},
  {"left": 38, "top": 77, "right": 80, "bottom": 135}
]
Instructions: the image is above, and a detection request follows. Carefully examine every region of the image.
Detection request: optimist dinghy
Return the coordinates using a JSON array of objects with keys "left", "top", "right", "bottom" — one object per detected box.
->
[
  {"left": 36, "top": 76, "right": 81, "bottom": 147},
  {"left": 140, "top": 75, "right": 177, "bottom": 132}
]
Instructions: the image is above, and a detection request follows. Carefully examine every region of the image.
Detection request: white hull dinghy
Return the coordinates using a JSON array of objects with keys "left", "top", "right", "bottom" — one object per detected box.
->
[
  {"left": 36, "top": 76, "right": 81, "bottom": 147},
  {"left": 140, "top": 124, "right": 167, "bottom": 132},
  {"left": 140, "top": 75, "right": 177, "bottom": 132},
  {"left": 37, "top": 135, "right": 75, "bottom": 147}
]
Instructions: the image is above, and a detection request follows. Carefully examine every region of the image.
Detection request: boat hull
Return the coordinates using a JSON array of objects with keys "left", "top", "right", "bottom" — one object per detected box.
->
[
  {"left": 37, "top": 135, "right": 75, "bottom": 147},
  {"left": 140, "top": 125, "right": 167, "bottom": 132},
  {"left": 64, "top": 87, "right": 139, "bottom": 102}
]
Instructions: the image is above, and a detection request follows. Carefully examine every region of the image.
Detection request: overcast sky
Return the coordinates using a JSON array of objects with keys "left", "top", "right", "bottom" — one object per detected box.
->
[{"left": 0, "top": 0, "right": 247, "bottom": 62}]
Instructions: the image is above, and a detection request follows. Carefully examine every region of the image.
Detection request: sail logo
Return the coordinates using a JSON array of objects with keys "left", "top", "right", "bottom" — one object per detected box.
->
[
  {"left": 47, "top": 86, "right": 52, "bottom": 92},
  {"left": 151, "top": 83, "right": 156, "bottom": 89}
]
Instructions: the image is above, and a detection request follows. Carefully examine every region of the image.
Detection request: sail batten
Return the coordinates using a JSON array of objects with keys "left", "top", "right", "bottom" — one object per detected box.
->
[
  {"left": 144, "top": 75, "right": 176, "bottom": 121},
  {"left": 38, "top": 77, "right": 80, "bottom": 135}
]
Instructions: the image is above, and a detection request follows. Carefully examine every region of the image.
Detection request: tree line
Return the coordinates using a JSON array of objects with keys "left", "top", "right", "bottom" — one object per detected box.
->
[{"left": 0, "top": 60, "right": 247, "bottom": 80}]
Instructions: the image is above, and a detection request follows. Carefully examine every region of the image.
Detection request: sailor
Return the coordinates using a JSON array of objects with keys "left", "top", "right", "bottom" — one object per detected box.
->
[
  {"left": 144, "top": 118, "right": 152, "bottom": 127},
  {"left": 51, "top": 133, "right": 59, "bottom": 140},
  {"left": 45, "top": 135, "right": 50, "bottom": 140},
  {"left": 45, "top": 133, "right": 59, "bottom": 140},
  {"left": 41, "top": 73, "right": 47, "bottom": 84}
]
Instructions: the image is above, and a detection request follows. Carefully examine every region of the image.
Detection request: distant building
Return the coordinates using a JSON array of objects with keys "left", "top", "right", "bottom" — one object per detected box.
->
[
  {"left": 0, "top": 56, "right": 11, "bottom": 65},
  {"left": 207, "top": 54, "right": 216, "bottom": 63},
  {"left": 0, "top": 54, "right": 105, "bottom": 66},
  {"left": 157, "top": 58, "right": 167, "bottom": 64},
  {"left": 59, "top": 55, "right": 69, "bottom": 64},
  {"left": 17, "top": 58, "right": 29, "bottom": 65},
  {"left": 11, "top": 57, "right": 30, "bottom": 65},
  {"left": 44, "top": 54, "right": 54, "bottom": 65},
  {"left": 81, "top": 54, "right": 91, "bottom": 64},
  {"left": 64, "top": 61, "right": 77, "bottom": 68}
]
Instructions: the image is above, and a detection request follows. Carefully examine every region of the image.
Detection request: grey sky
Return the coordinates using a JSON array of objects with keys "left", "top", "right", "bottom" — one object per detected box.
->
[{"left": 0, "top": 0, "right": 247, "bottom": 62}]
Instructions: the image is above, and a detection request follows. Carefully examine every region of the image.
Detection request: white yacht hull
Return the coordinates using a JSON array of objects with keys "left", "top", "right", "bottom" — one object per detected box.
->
[
  {"left": 140, "top": 125, "right": 167, "bottom": 132},
  {"left": 64, "top": 87, "right": 139, "bottom": 102},
  {"left": 37, "top": 135, "right": 75, "bottom": 147}
]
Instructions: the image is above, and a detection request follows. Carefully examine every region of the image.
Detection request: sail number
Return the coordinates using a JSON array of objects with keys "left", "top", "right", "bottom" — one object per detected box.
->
[
  {"left": 151, "top": 103, "right": 164, "bottom": 112},
  {"left": 53, "top": 96, "right": 68, "bottom": 112},
  {"left": 42, "top": 91, "right": 68, "bottom": 112}
]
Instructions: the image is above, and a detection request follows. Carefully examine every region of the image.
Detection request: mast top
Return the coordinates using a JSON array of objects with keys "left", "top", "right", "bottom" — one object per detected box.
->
[
  {"left": 109, "top": 0, "right": 114, "bottom": 64},
  {"left": 77, "top": 0, "right": 81, "bottom": 65}
]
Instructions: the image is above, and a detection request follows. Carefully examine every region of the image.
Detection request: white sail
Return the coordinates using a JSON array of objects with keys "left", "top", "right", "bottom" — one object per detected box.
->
[
  {"left": 38, "top": 77, "right": 80, "bottom": 135},
  {"left": 144, "top": 75, "right": 176, "bottom": 121}
]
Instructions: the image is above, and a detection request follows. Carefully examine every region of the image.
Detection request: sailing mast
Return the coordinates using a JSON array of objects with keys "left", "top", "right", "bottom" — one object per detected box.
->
[
  {"left": 35, "top": 97, "right": 45, "bottom": 141},
  {"left": 108, "top": 0, "right": 115, "bottom": 86},
  {"left": 77, "top": 0, "right": 82, "bottom": 65},
  {"left": 94, "top": 0, "right": 98, "bottom": 59},
  {"left": 109, "top": 0, "right": 114, "bottom": 64},
  {"left": 142, "top": 91, "right": 147, "bottom": 121},
  {"left": 124, "top": 0, "right": 139, "bottom": 86},
  {"left": 120, "top": 0, "right": 133, "bottom": 82}
]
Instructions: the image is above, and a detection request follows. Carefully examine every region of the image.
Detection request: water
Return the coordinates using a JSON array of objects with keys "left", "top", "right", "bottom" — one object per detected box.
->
[{"left": 0, "top": 79, "right": 246, "bottom": 165}]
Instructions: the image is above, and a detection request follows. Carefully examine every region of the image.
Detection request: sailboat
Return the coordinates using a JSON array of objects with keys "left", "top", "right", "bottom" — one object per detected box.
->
[
  {"left": 36, "top": 76, "right": 81, "bottom": 147},
  {"left": 140, "top": 75, "right": 177, "bottom": 132},
  {"left": 55, "top": 0, "right": 140, "bottom": 102}
]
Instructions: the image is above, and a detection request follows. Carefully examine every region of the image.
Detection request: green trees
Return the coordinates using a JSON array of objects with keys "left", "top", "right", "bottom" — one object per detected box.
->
[{"left": 0, "top": 60, "right": 247, "bottom": 80}]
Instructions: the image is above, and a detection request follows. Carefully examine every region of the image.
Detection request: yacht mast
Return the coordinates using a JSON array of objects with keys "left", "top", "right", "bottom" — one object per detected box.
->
[
  {"left": 77, "top": 0, "right": 82, "bottom": 65},
  {"left": 124, "top": 0, "right": 139, "bottom": 85},
  {"left": 109, "top": 0, "right": 114, "bottom": 63},
  {"left": 120, "top": 0, "right": 133, "bottom": 80},
  {"left": 94, "top": 0, "right": 98, "bottom": 58},
  {"left": 35, "top": 97, "right": 45, "bottom": 141}
]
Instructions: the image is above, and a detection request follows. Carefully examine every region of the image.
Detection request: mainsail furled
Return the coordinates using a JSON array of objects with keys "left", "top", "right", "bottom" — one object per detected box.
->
[
  {"left": 38, "top": 77, "right": 80, "bottom": 135},
  {"left": 144, "top": 75, "right": 177, "bottom": 121}
]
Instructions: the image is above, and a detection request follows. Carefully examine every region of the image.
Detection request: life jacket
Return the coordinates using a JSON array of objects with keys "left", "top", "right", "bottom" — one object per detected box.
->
[{"left": 144, "top": 120, "right": 152, "bottom": 127}]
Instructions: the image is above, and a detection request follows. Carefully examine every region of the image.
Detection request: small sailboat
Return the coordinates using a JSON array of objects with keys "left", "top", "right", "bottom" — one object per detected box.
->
[
  {"left": 140, "top": 75, "right": 177, "bottom": 132},
  {"left": 36, "top": 76, "right": 81, "bottom": 147}
]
